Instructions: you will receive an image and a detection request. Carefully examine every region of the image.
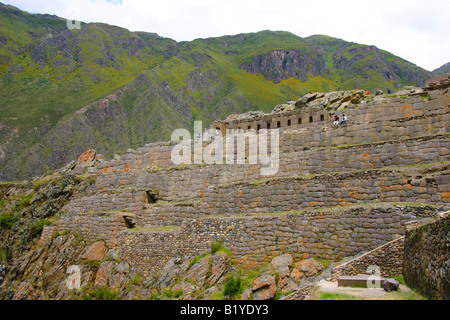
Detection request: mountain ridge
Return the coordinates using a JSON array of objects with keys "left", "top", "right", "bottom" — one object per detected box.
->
[{"left": 0, "top": 4, "right": 435, "bottom": 181}]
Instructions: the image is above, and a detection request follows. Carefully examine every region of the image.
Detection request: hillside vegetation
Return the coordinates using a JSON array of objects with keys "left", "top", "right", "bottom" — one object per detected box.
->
[{"left": 0, "top": 3, "right": 433, "bottom": 181}]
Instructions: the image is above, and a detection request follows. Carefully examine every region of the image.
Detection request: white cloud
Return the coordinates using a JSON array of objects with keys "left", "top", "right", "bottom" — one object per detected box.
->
[{"left": 2, "top": 0, "right": 449, "bottom": 70}]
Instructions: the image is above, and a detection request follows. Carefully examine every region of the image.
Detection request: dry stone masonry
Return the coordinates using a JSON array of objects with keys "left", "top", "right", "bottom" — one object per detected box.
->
[{"left": 40, "top": 77, "right": 450, "bottom": 293}]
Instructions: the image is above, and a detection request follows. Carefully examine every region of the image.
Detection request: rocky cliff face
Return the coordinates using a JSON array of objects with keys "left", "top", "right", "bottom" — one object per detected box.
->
[{"left": 240, "top": 49, "right": 330, "bottom": 83}]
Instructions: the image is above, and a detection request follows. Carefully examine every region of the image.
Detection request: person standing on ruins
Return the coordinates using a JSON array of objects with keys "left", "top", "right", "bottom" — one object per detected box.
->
[
  {"left": 333, "top": 115, "right": 340, "bottom": 126},
  {"left": 340, "top": 114, "right": 348, "bottom": 126}
]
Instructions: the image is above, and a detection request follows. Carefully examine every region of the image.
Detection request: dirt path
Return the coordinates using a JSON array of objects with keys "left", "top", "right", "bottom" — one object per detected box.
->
[{"left": 307, "top": 279, "right": 412, "bottom": 300}]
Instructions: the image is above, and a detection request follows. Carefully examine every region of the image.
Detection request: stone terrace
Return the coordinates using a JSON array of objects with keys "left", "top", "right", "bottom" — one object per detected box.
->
[{"left": 44, "top": 81, "right": 450, "bottom": 276}]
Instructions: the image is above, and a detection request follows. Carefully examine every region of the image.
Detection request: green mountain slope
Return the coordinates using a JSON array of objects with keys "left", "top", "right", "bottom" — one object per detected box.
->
[
  {"left": 0, "top": 4, "right": 433, "bottom": 181},
  {"left": 432, "top": 62, "right": 450, "bottom": 76}
]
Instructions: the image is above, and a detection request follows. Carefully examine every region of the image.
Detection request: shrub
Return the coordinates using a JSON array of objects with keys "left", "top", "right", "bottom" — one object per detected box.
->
[
  {"left": 223, "top": 275, "right": 242, "bottom": 297},
  {"left": 0, "top": 213, "right": 17, "bottom": 230},
  {"left": 210, "top": 238, "right": 223, "bottom": 254},
  {"left": 82, "top": 287, "right": 117, "bottom": 300},
  {"left": 33, "top": 219, "right": 51, "bottom": 235}
]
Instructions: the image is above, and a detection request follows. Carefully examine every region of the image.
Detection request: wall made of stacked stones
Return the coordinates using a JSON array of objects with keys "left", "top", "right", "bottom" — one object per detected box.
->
[
  {"left": 137, "top": 202, "right": 207, "bottom": 227},
  {"left": 403, "top": 215, "right": 450, "bottom": 300},
  {"left": 56, "top": 211, "right": 128, "bottom": 247},
  {"left": 92, "top": 94, "right": 449, "bottom": 175},
  {"left": 118, "top": 206, "right": 439, "bottom": 275},
  {"left": 202, "top": 169, "right": 449, "bottom": 216},
  {"left": 331, "top": 237, "right": 405, "bottom": 279},
  {"left": 66, "top": 135, "right": 449, "bottom": 215}
]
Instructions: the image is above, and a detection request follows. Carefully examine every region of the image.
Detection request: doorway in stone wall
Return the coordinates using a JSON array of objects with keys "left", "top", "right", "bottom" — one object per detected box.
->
[{"left": 144, "top": 190, "right": 159, "bottom": 204}]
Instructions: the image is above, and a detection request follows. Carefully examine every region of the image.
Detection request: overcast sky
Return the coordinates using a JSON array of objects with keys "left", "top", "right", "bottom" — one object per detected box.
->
[{"left": 3, "top": 0, "right": 449, "bottom": 71}]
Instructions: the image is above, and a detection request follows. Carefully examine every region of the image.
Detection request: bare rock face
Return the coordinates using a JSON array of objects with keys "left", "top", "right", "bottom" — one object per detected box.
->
[
  {"left": 81, "top": 241, "right": 106, "bottom": 261},
  {"left": 207, "top": 252, "right": 230, "bottom": 286},
  {"left": 278, "top": 277, "right": 299, "bottom": 294},
  {"left": 94, "top": 260, "right": 130, "bottom": 289},
  {"left": 73, "top": 149, "right": 105, "bottom": 174},
  {"left": 185, "top": 256, "right": 210, "bottom": 286},
  {"left": 94, "top": 261, "right": 115, "bottom": 287},
  {"left": 294, "top": 258, "right": 324, "bottom": 277},
  {"left": 252, "top": 273, "right": 277, "bottom": 300},
  {"left": 154, "top": 252, "right": 231, "bottom": 297},
  {"left": 240, "top": 49, "right": 329, "bottom": 83},
  {"left": 226, "top": 110, "right": 266, "bottom": 122},
  {"left": 154, "top": 257, "right": 191, "bottom": 291},
  {"left": 293, "top": 90, "right": 366, "bottom": 113},
  {"left": 271, "top": 253, "right": 293, "bottom": 279},
  {"left": 172, "top": 281, "right": 201, "bottom": 296}
]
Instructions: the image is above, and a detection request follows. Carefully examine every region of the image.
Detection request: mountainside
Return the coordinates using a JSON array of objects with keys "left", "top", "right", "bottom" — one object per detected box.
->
[
  {"left": 0, "top": 3, "right": 434, "bottom": 181},
  {"left": 432, "top": 62, "right": 450, "bottom": 76}
]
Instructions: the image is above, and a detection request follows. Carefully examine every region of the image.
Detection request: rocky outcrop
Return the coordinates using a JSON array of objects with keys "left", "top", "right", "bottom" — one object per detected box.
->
[
  {"left": 240, "top": 49, "right": 330, "bottom": 83},
  {"left": 293, "top": 90, "right": 366, "bottom": 113}
]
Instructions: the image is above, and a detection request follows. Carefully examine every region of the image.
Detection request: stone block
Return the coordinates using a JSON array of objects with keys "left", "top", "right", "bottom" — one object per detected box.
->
[
  {"left": 81, "top": 241, "right": 107, "bottom": 261},
  {"left": 337, "top": 275, "right": 386, "bottom": 288},
  {"left": 384, "top": 279, "right": 400, "bottom": 292}
]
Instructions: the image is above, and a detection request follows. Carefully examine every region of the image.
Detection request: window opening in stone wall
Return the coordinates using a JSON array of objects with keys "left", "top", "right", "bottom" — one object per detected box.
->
[
  {"left": 145, "top": 191, "right": 158, "bottom": 204},
  {"left": 267, "top": 123, "right": 271, "bottom": 130},
  {"left": 123, "top": 216, "right": 136, "bottom": 229},
  {"left": 277, "top": 121, "right": 281, "bottom": 128},
  {"left": 257, "top": 124, "right": 261, "bottom": 131},
  {"left": 309, "top": 116, "right": 313, "bottom": 123},
  {"left": 321, "top": 114, "right": 325, "bottom": 121},
  {"left": 298, "top": 118, "right": 302, "bottom": 125},
  {"left": 288, "top": 120, "right": 291, "bottom": 126}
]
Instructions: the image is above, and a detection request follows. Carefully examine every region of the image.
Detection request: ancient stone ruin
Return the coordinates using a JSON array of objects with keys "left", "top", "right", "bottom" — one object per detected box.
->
[{"left": 20, "top": 75, "right": 450, "bottom": 299}]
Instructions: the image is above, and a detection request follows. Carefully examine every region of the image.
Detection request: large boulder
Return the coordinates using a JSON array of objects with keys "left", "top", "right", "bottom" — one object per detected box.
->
[
  {"left": 271, "top": 253, "right": 293, "bottom": 278},
  {"left": 384, "top": 279, "right": 400, "bottom": 292},
  {"left": 252, "top": 273, "right": 277, "bottom": 300},
  {"left": 294, "top": 258, "right": 324, "bottom": 277},
  {"left": 81, "top": 241, "right": 106, "bottom": 261}
]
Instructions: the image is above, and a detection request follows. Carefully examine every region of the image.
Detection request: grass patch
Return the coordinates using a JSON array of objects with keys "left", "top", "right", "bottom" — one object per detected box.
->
[
  {"left": 210, "top": 238, "right": 223, "bottom": 254},
  {"left": 124, "top": 226, "right": 180, "bottom": 233},
  {"left": 223, "top": 275, "right": 243, "bottom": 298},
  {"left": 319, "top": 292, "right": 360, "bottom": 300},
  {"left": 82, "top": 287, "right": 118, "bottom": 300},
  {"left": 32, "top": 177, "right": 52, "bottom": 190},
  {"left": 384, "top": 290, "right": 426, "bottom": 300},
  {"left": 161, "top": 287, "right": 183, "bottom": 300}
]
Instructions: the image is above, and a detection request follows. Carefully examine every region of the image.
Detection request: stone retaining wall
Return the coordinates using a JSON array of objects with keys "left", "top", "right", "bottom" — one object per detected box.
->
[
  {"left": 118, "top": 205, "right": 439, "bottom": 275},
  {"left": 91, "top": 93, "right": 449, "bottom": 175},
  {"left": 56, "top": 211, "right": 128, "bottom": 247},
  {"left": 403, "top": 214, "right": 450, "bottom": 300},
  {"left": 64, "top": 135, "right": 450, "bottom": 215},
  {"left": 331, "top": 236, "right": 405, "bottom": 279},
  {"left": 202, "top": 169, "right": 450, "bottom": 215}
]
